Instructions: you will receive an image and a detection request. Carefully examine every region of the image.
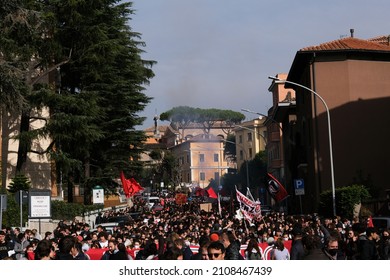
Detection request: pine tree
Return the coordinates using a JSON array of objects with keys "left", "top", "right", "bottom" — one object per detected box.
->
[{"left": 8, "top": 174, "right": 31, "bottom": 193}]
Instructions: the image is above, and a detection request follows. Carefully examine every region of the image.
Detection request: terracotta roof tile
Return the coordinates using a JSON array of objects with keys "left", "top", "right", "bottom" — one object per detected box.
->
[
  {"left": 368, "top": 35, "right": 390, "bottom": 46},
  {"left": 301, "top": 37, "right": 390, "bottom": 52}
]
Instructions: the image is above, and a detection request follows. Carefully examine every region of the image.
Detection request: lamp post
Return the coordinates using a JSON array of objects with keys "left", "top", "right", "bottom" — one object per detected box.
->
[
  {"left": 268, "top": 76, "right": 336, "bottom": 216},
  {"left": 241, "top": 108, "right": 283, "bottom": 131}
]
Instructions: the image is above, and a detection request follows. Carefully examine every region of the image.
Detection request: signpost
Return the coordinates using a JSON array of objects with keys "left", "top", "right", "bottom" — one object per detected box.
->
[
  {"left": 294, "top": 179, "right": 305, "bottom": 214},
  {"left": 0, "top": 194, "right": 7, "bottom": 230},
  {"left": 28, "top": 189, "right": 51, "bottom": 234}
]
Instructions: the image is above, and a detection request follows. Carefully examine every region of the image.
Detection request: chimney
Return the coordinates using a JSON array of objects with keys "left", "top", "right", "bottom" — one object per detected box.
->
[{"left": 350, "top": 29, "right": 354, "bottom": 38}]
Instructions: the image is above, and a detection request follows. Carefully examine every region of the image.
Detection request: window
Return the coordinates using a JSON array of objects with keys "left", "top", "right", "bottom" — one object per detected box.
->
[
  {"left": 187, "top": 154, "right": 190, "bottom": 164},
  {"left": 214, "top": 153, "right": 219, "bottom": 162},
  {"left": 239, "top": 135, "right": 242, "bottom": 144},
  {"left": 199, "top": 154, "right": 205, "bottom": 162},
  {"left": 200, "top": 172, "right": 205, "bottom": 181},
  {"left": 249, "top": 148, "right": 252, "bottom": 158},
  {"left": 239, "top": 150, "right": 244, "bottom": 160},
  {"left": 247, "top": 132, "right": 252, "bottom": 142},
  {"left": 214, "top": 172, "right": 220, "bottom": 185}
]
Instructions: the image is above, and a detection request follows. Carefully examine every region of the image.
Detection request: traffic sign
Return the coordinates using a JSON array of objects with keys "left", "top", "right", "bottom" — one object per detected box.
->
[{"left": 294, "top": 179, "right": 305, "bottom": 196}]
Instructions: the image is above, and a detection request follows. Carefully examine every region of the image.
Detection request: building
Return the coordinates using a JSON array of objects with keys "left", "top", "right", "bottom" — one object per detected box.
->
[
  {"left": 161, "top": 121, "right": 236, "bottom": 189},
  {"left": 269, "top": 32, "right": 390, "bottom": 214},
  {"left": 233, "top": 118, "right": 267, "bottom": 172},
  {"left": 267, "top": 73, "right": 295, "bottom": 200}
]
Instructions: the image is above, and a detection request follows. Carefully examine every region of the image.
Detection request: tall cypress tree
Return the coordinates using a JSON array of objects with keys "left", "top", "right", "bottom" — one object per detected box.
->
[{"left": 51, "top": 0, "right": 155, "bottom": 197}]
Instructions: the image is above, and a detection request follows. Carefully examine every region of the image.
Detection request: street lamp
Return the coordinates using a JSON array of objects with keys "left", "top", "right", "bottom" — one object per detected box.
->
[
  {"left": 241, "top": 108, "right": 283, "bottom": 131},
  {"left": 268, "top": 76, "right": 336, "bottom": 216}
]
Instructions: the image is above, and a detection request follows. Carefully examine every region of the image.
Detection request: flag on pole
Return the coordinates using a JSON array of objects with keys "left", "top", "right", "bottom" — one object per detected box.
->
[
  {"left": 120, "top": 171, "right": 131, "bottom": 198},
  {"left": 235, "top": 187, "right": 262, "bottom": 221},
  {"left": 267, "top": 173, "right": 288, "bottom": 202},
  {"left": 120, "top": 172, "right": 144, "bottom": 198},
  {"left": 218, "top": 193, "right": 222, "bottom": 217},
  {"left": 206, "top": 186, "right": 218, "bottom": 199},
  {"left": 129, "top": 178, "right": 144, "bottom": 195}
]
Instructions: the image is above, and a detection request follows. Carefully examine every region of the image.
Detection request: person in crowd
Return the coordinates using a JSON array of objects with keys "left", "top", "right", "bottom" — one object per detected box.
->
[
  {"left": 174, "top": 238, "right": 193, "bottom": 260},
  {"left": 98, "top": 231, "right": 109, "bottom": 248},
  {"left": 378, "top": 228, "right": 389, "bottom": 260},
  {"left": 271, "top": 238, "right": 290, "bottom": 260},
  {"left": 357, "top": 227, "right": 380, "bottom": 260},
  {"left": 245, "top": 238, "right": 262, "bottom": 260},
  {"left": 35, "top": 239, "right": 55, "bottom": 260},
  {"left": 110, "top": 242, "right": 131, "bottom": 260},
  {"left": 345, "top": 229, "right": 358, "bottom": 259},
  {"left": 191, "top": 236, "right": 210, "bottom": 260},
  {"left": 162, "top": 246, "right": 184, "bottom": 260},
  {"left": 135, "top": 241, "right": 158, "bottom": 260},
  {"left": 290, "top": 227, "right": 305, "bottom": 260},
  {"left": 101, "top": 239, "right": 119, "bottom": 260},
  {"left": 71, "top": 241, "right": 90, "bottom": 260},
  {"left": 0, "top": 230, "right": 13, "bottom": 260},
  {"left": 220, "top": 231, "right": 243, "bottom": 260},
  {"left": 55, "top": 235, "right": 76, "bottom": 260},
  {"left": 207, "top": 241, "right": 226, "bottom": 260},
  {"left": 13, "top": 232, "right": 30, "bottom": 260}
]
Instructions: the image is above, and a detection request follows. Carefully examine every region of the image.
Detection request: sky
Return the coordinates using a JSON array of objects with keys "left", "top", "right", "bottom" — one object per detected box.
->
[{"left": 130, "top": 0, "right": 390, "bottom": 129}]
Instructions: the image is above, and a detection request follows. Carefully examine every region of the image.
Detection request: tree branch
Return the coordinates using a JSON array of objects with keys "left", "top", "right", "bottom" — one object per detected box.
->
[{"left": 30, "top": 49, "right": 72, "bottom": 86}]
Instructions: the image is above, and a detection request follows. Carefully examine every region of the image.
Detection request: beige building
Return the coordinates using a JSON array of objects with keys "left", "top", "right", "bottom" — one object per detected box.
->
[
  {"left": 160, "top": 122, "right": 236, "bottom": 188},
  {"left": 1, "top": 107, "right": 54, "bottom": 194},
  {"left": 233, "top": 118, "right": 267, "bottom": 171}
]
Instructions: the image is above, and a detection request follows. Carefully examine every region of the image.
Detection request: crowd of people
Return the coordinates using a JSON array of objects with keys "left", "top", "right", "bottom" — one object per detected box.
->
[{"left": 0, "top": 191, "right": 389, "bottom": 260}]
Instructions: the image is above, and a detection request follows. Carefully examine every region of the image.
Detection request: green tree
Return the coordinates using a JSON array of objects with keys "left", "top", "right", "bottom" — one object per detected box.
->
[
  {"left": 7, "top": 174, "right": 31, "bottom": 193},
  {"left": 160, "top": 106, "right": 245, "bottom": 139},
  {"left": 1, "top": 1, "right": 155, "bottom": 201},
  {"left": 52, "top": 0, "right": 155, "bottom": 196},
  {"left": 319, "top": 185, "right": 370, "bottom": 218}
]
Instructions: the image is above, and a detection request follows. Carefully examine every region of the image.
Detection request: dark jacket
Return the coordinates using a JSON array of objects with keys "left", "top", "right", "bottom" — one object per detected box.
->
[
  {"left": 290, "top": 239, "right": 305, "bottom": 260},
  {"left": 357, "top": 235, "right": 379, "bottom": 260},
  {"left": 224, "top": 240, "right": 243, "bottom": 260}
]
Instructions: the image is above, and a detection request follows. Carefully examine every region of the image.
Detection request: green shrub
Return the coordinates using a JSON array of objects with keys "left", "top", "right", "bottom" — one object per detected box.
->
[{"left": 319, "top": 184, "right": 370, "bottom": 218}]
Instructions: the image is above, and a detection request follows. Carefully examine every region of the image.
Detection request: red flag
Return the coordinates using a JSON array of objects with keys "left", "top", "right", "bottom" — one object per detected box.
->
[
  {"left": 206, "top": 187, "right": 218, "bottom": 199},
  {"left": 120, "top": 172, "right": 144, "bottom": 198},
  {"left": 367, "top": 216, "right": 374, "bottom": 228},
  {"left": 129, "top": 178, "right": 144, "bottom": 196},
  {"left": 267, "top": 173, "right": 288, "bottom": 202},
  {"left": 120, "top": 171, "right": 131, "bottom": 198}
]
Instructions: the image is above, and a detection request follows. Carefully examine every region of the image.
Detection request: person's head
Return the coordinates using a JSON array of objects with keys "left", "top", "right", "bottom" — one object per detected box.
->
[
  {"left": 98, "top": 231, "right": 108, "bottom": 242},
  {"left": 382, "top": 229, "right": 389, "bottom": 239},
  {"left": 164, "top": 247, "right": 183, "bottom": 260},
  {"left": 58, "top": 235, "right": 76, "bottom": 254},
  {"left": 274, "top": 238, "right": 285, "bottom": 251},
  {"left": 199, "top": 241, "right": 211, "bottom": 260},
  {"left": 347, "top": 229, "right": 356, "bottom": 239},
  {"left": 0, "top": 231, "right": 5, "bottom": 242},
  {"left": 366, "top": 227, "right": 379, "bottom": 241},
  {"left": 324, "top": 236, "right": 339, "bottom": 257},
  {"left": 108, "top": 240, "right": 118, "bottom": 253},
  {"left": 71, "top": 241, "right": 83, "bottom": 257},
  {"left": 207, "top": 241, "right": 226, "bottom": 260},
  {"left": 35, "top": 240, "right": 55, "bottom": 260}
]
